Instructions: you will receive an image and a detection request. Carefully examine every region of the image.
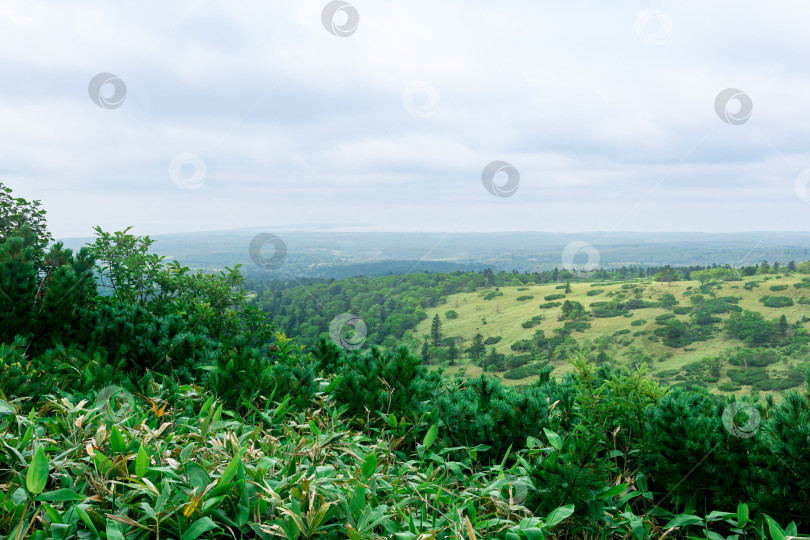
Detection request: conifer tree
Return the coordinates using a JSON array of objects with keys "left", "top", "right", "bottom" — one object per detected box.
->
[{"left": 430, "top": 313, "right": 442, "bottom": 347}]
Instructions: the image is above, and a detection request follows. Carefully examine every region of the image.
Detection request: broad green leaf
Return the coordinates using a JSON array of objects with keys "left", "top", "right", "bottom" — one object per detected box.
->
[
  {"left": 106, "top": 520, "right": 126, "bottom": 540},
  {"left": 217, "top": 449, "right": 244, "bottom": 489},
  {"left": 37, "top": 488, "right": 85, "bottom": 502},
  {"left": 361, "top": 452, "right": 377, "bottom": 480},
  {"left": 543, "top": 428, "right": 562, "bottom": 450},
  {"left": 93, "top": 452, "right": 110, "bottom": 472},
  {"left": 180, "top": 442, "right": 195, "bottom": 463},
  {"left": 74, "top": 505, "right": 99, "bottom": 536},
  {"left": 135, "top": 444, "right": 149, "bottom": 477},
  {"left": 26, "top": 446, "right": 49, "bottom": 495},
  {"left": 347, "top": 524, "right": 364, "bottom": 540},
  {"left": 182, "top": 517, "right": 219, "bottom": 540},
  {"left": 423, "top": 424, "right": 439, "bottom": 449},
  {"left": 110, "top": 426, "right": 125, "bottom": 454},
  {"left": 636, "top": 472, "right": 648, "bottom": 493},
  {"left": 199, "top": 395, "right": 216, "bottom": 416},
  {"left": 522, "top": 529, "right": 544, "bottom": 540},
  {"left": 40, "top": 502, "right": 62, "bottom": 524},
  {"left": 736, "top": 503, "right": 749, "bottom": 527},
  {"left": 187, "top": 462, "right": 211, "bottom": 491},
  {"left": 545, "top": 504, "right": 574, "bottom": 528},
  {"left": 0, "top": 398, "right": 15, "bottom": 418},
  {"left": 324, "top": 375, "right": 343, "bottom": 393},
  {"left": 765, "top": 516, "right": 786, "bottom": 540},
  {"left": 664, "top": 514, "right": 704, "bottom": 528},
  {"left": 597, "top": 484, "right": 628, "bottom": 499}
]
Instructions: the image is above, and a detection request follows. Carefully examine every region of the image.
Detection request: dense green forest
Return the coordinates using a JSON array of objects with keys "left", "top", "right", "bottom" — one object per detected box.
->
[{"left": 3, "top": 184, "right": 810, "bottom": 539}]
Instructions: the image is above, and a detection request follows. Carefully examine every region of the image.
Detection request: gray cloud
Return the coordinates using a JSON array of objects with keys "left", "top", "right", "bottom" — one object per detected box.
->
[{"left": 1, "top": 0, "right": 810, "bottom": 237}]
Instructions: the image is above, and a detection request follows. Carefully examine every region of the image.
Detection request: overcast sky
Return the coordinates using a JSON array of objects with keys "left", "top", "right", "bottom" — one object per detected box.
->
[{"left": 3, "top": 0, "right": 810, "bottom": 238}]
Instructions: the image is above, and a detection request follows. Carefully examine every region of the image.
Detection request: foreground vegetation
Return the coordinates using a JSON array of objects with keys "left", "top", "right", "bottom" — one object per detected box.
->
[{"left": 2, "top": 184, "right": 810, "bottom": 538}]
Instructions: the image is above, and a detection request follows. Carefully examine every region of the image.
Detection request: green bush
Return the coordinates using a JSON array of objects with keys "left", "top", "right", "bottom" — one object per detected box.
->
[
  {"left": 563, "top": 321, "right": 591, "bottom": 333},
  {"left": 522, "top": 315, "right": 544, "bottom": 328},
  {"left": 630, "top": 319, "right": 647, "bottom": 326},
  {"left": 655, "top": 313, "right": 676, "bottom": 324},
  {"left": 544, "top": 293, "right": 565, "bottom": 301},
  {"left": 516, "top": 295, "right": 535, "bottom": 301},
  {"left": 760, "top": 295, "right": 794, "bottom": 308},
  {"left": 510, "top": 339, "right": 533, "bottom": 352},
  {"left": 770, "top": 284, "right": 789, "bottom": 291},
  {"left": 503, "top": 364, "right": 539, "bottom": 379},
  {"left": 539, "top": 301, "right": 562, "bottom": 309},
  {"left": 445, "top": 309, "right": 458, "bottom": 319},
  {"left": 483, "top": 336, "right": 502, "bottom": 345},
  {"left": 587, "top": 289, "right": 604, "bottom": 296}
]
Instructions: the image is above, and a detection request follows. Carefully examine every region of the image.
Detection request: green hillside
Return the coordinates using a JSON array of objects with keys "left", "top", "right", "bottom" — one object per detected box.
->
[{"left": 414, "top": 273, "right": 810, "bottom": 395}]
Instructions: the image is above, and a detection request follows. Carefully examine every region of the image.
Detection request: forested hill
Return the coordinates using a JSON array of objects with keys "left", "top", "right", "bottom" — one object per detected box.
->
[{"left": 249, "top": 263, "right": 759, "bottom": 349}]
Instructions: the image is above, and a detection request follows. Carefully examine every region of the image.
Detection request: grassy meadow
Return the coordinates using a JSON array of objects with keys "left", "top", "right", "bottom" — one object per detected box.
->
[{"left": 413, "top": 273, "right": 810, "bottom": 394}]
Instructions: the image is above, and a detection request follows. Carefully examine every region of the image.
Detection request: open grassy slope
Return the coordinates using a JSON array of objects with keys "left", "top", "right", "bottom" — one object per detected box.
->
[{"left": 413, "top": 273, "right": 810, "bottom": 394}]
